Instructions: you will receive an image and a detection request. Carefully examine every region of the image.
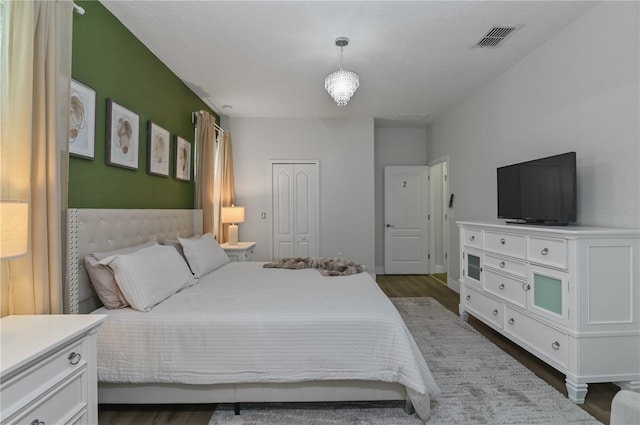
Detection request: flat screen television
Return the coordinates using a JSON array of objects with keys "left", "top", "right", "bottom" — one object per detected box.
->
[{"left": 497, "top": 152, "right": 577, "bottom": 225}]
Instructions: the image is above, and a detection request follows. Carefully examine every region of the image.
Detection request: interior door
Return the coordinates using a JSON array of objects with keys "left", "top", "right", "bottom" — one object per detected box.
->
[
  {"left": 271, "top": 161, "right": 319, "bottom": 259},
  {"left": 384, "top": 166, "right": 429, "bottom": 274}
]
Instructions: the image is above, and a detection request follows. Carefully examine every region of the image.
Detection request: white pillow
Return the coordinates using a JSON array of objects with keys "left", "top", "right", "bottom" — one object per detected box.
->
[
  {"left": 84, "top": 238, "right": 157, "bottom": 309},
  {"left": 179, "top": 233, "right": 230, "bottom": 278},
  {"left": 99, "top": 244, "right": 195, "bottom": 312}
]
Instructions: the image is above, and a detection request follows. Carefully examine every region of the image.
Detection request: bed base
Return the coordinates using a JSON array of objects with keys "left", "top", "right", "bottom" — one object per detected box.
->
[{"left": 99, "top": 380, "right": 411, "bottom": 410}]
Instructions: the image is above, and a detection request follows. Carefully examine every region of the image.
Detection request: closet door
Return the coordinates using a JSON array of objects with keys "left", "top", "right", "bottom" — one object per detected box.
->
[{"left": 271, "top": 161, "right": 319, "bottom": 259}]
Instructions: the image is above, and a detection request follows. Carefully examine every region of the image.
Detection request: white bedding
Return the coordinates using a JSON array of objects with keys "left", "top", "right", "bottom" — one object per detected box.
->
[{"left": 93, "top": 262, "right": 440, "bottom": 418}]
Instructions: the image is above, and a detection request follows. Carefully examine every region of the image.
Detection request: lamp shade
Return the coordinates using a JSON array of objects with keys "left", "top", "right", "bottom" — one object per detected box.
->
[
  {"left": 0, "top": 200, "right": 29, "bottom": 259},
  {"left": 221, "top": 206, "right": 245, "bottom": 224}
]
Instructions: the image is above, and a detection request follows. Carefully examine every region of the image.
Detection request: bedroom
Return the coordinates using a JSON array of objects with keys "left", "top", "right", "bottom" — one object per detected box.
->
[{"left": 1, "top": 1, "right": 638, "bottom": 424}]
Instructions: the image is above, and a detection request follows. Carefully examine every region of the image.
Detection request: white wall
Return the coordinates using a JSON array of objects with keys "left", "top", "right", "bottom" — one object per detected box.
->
[
  {"left": 428, "top": 2, "right": 640, "bottom": 290},
  {"left": 374, "top": 126, "right": 428, "bottom": 273},
  {"left": 229, "top": 117, "right": 376, "bottom": 272}
]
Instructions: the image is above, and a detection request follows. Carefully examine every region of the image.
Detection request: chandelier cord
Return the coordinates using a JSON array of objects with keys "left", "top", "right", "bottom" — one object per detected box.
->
[{"left": 339, "top": 46, "right": 344, "bottom": 70}]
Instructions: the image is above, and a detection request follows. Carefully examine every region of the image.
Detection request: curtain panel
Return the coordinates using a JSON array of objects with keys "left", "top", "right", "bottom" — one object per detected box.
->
[{"left": 0, "top": 0, "right": 72, "bottom": 316}]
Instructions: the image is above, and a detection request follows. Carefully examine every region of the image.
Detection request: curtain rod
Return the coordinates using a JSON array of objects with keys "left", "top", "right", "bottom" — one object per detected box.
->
[
  {"left": 191, "top": 111, "right": 223, "bottom": 132},
  {"left": 73, "top": 3, "right": 85, "bottom": 15}
]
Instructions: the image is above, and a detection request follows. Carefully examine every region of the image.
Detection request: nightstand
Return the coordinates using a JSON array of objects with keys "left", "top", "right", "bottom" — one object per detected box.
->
[
  {"left": 0, "top": 314, "right": 106, "bottom": 425},
  {"left": 220, "top": 241, "right": 256, "bottom": 262}
]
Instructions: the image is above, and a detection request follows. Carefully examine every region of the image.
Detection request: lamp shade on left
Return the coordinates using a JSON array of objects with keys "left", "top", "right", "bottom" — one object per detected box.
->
[{"left": 0, "top": 200, "right": 29, "bottom": 259}]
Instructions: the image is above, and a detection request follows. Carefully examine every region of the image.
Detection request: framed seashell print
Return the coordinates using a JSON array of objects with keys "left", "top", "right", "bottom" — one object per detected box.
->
[{"left": 69, "top": 79, "right": 96, "bottom": 160}]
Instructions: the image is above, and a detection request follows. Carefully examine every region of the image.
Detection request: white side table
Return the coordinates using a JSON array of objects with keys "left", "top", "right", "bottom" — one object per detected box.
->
[
  {"left": 0, "top": 314, "right": 106, "bottom": 425},
  {"left": 220, "top": 241, "right": 256, "bottom": 262}
]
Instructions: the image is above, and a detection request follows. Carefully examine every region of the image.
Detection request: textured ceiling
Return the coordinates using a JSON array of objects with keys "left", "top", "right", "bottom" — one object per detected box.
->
[{"left": 101, "top": 1, "right": 596, "bottom": 123}]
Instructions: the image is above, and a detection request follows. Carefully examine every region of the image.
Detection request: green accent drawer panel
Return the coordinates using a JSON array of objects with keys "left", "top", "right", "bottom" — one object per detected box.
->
[{"left": 533, "top": 273, "right": 562, "bottom": 315}]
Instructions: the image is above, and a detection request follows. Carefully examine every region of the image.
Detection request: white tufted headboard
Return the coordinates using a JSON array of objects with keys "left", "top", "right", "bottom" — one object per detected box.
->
[{"left": 66, "top": 209, "right": 203, "bottom": 314}]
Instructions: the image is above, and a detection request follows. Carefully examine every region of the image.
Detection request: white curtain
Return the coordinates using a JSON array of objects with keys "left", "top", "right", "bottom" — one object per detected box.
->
[
  {"left": 0, "top": 0, "right": 73, "bottom": 316},
  {"left": 212, "top": 130, "right": 235, "bottom": 243}
]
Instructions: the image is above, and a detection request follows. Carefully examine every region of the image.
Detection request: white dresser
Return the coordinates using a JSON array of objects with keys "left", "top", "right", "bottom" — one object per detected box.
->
[
  {"left": 220, "top": 241, "right": 256, "bottom": 262},
  {"left": 0, "top": 314, "right": 106, "bottom": 425},
  {"left": 458, "top": 221, "right": 639, "bottom": 403}
]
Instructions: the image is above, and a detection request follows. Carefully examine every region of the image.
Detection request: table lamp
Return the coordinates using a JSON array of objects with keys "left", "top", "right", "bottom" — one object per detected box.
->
[
  {"left": 221, "top": 205, "right": 245, "bottom": 246},
  {"left": 0, "top": 200, "right": 29, "bottom": 259}
]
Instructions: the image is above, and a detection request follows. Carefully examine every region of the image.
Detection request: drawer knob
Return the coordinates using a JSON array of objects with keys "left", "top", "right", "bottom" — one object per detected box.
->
[
  {"left": 466, "top": 295, "right": 471, "bottom": 301},
  {"left": 492, "top": 309, "right": 498, "bottom": 316},
  {"left": 508, "top": 318, "right": 515, "bottom": 325},
  {"left": 522, "top": 283, "right": 531, "bottom": 292},
  {"left": 30, "top": 420, "right": 45, "bottom": 425},
  {"left": 552, "top": 341, "right": 560, "bottom": 350},
  {"left": 499, "top": 283, "right": 505, "bottom": 290},
  {"left": 541, "top": 248, "right": 549, "bottom": 256},
  {"left": 470, "top": 235, "right": 475, "bottom": 241},
  {"left": 499, "top": 261, "right": 506, "bottom": 268},
  {"left": 68, "top": 352, "right": 81, "bottom": 366},
  {"left": 500, "top": 238, "right": 506, "bottom": 245}
]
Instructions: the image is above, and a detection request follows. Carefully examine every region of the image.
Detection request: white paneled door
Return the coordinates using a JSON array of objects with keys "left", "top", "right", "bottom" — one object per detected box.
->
[
  {"left": 271, "top": 161, "right": 319, "bottom": 259},
  {"left": 384, "top": 166, "right": 429, "bottom": 274}
]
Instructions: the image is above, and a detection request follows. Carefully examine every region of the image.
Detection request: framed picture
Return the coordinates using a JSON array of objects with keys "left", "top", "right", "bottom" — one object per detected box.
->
[
  {"left": 106, "top": 99, "right": 139, "bottom": 170},
  {"left": 175, "top": 136, "right": 191, "bottom": 181},
  {"left": 147, "top": 121, "right": 170, "bottom": 177},
  {"left": 69, "top": 79, "right": 96, "bottom": 159}
]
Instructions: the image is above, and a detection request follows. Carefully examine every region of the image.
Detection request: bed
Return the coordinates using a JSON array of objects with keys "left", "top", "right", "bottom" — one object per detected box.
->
[{"left": 65, "top": 208, "right": 440, "bottom": 421}]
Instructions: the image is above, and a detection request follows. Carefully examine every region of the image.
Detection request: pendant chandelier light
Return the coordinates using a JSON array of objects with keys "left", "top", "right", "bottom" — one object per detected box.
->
[{"left": 325, "top": 37, "right": 359, "bottom": 106}]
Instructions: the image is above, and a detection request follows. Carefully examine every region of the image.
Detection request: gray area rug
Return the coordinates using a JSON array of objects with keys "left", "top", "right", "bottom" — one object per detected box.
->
[{"left": 209, "top": 297, "right": 602, "bottom": 424}]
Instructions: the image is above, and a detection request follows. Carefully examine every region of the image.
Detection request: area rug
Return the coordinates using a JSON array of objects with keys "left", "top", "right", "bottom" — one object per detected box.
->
[{"left": 209, "top": 297, "right": 602, "bottom": 424}]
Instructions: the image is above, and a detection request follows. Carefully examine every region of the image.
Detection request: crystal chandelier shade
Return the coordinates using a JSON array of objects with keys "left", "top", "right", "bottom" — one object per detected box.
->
[{"left": 325, "top": 37, "right": 359, "bottom": 106}]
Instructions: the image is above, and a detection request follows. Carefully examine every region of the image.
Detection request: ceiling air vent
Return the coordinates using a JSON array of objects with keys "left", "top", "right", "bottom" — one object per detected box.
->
[{"left": 475, "top": 26, "right": 521, "bottom": 48}]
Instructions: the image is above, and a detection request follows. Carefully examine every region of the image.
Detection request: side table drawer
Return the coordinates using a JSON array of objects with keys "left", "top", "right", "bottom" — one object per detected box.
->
[
  {"left": 462, "top": 286, "right": 503, "bottom": 329},
  {"left": 2, "top": 339, "right": 85, "bottom": 416},
  {"left": 244, "top": 246, "right": 255, "bottom": 261},
  {"left": 503, "top": 306, "right": 568, "bottom": 368},
  {"left": 7, "top": 368, "right": 87, "bottom": 425}
]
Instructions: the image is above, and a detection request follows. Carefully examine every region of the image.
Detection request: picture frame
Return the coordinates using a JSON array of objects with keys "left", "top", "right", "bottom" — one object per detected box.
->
[
  {"left": 174, "top": 136, "right": 191, "bottom": 181},
  {"left": 69, "top": 79, "right": 96, "bottom": 159},
  {"left": 106, "top": 99, "right": 139, "bottom": 170},
  {"left": 147, "top": 121, "right": 170, "bottom": 177}
]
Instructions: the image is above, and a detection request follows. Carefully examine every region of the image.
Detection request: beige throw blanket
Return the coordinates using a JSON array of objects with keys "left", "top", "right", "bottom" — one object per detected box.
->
[{"left": 263, "top": 257, "right": 367, "bottom": 277}]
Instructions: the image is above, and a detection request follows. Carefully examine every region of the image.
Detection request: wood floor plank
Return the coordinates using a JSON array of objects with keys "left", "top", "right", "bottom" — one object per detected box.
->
[{"left": 98, "top": 274, "right": 614, "bottom": 424}]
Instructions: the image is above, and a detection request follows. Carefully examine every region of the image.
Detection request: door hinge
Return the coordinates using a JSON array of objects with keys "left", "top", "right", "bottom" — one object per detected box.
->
[
  {"left": 428, "top": 214, "right": 431, "bottom": 220},
  {"left": 462, "top": 252, "right": 465, "bottom": 259},
  {"left": 444, "top": 174, "right": 447, "bottom": 181},
  {"left": 445, "top": 213, "right": 448, "bottom": 220},
  {"left": 463, "top": 268, "right": 465, "bottom": 277},
  {"left": 428, "top": 253, "right": 431, "bottom": 259},
  {"left": 445, "top": 252, "right": 448, "bottom": 259},
  {"left": 428, "top": 175, "right": 430, "bottom": 181}
]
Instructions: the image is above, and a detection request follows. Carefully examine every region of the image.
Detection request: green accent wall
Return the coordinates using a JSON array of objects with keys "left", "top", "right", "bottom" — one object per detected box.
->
[{"left": 69, "top": 1, "right": 217, "bottom": 208}]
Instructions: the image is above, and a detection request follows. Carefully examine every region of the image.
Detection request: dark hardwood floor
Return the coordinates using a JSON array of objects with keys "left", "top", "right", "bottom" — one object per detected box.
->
[{"left": 99, "top": 274, "right": 615, "bottom": 424}]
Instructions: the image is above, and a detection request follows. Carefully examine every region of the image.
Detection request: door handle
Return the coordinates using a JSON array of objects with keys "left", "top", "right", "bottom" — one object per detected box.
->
[{"left": 386, "top": 224, "right": 394, "bottom": 228}]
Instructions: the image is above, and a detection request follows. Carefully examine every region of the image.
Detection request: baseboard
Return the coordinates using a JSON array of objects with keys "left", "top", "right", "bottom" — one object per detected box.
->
[{"left": 448, "top": 277, "right": 460, "bottom": 293}]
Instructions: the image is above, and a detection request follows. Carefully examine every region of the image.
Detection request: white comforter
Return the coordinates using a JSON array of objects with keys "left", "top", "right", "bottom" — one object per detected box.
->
[{"left": 93, "top": 262, "right": 440, "bottom": 419}]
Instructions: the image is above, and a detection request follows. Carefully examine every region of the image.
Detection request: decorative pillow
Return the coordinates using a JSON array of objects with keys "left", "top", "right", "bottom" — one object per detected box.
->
[
  {"left": 99, "top": 244, "right": 195, "bottom": 312},
  {"left": 84, "top": 238, "right": 157, "bottom": 309},
  {"left": 162, "top": 235, "right": 200, "bottom": 265},
  {"left": 178, "top": 233, "right": 230, "bottom": 278}
]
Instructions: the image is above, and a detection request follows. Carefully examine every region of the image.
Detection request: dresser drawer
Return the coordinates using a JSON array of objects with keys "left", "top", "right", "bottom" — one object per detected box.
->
[
  {"left": 503, "top": 307, "right": 568, "bottom": 368},
  {"left": 484, "top": 231, "right": 526, "bottom": 258},
  {"left": 484, "top": 269, "right": 527, "bottom": 308},
  {"left": 7, "top": 368, "right": 87, "bottom": 425},
  {"left": 529, "top": 236, "right": 567, "bottom": 269},
  {"left": 484, "top": 253, "right": 526, "bottom": 278},
  {"left": 2, "top": 339, "right": 85, "bottom": 416},
  {"left": 462, "top": 228, "right": 483, "bottom": 249},
  {"left": 462, "top": 286, "right": 503, "bottom": 329}
]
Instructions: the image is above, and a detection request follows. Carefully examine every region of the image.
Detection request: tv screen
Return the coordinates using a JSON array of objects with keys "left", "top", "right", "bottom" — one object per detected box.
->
[{"left": 497, "top": 152, "right": 576, "bottom": 225}]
